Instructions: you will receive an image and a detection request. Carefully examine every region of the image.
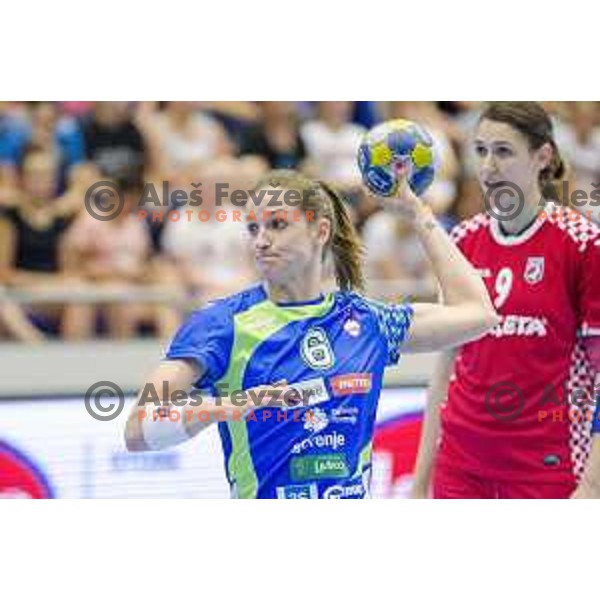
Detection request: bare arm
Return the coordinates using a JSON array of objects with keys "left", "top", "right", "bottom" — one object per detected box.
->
[
  {"left": 571, "top": 436, "right": 600, "bottom": 499},
  {"left": 133, "top": 102, "right": 169, "bottom": 175},
  {"left": 125, "top": 359, "right": 217, "bottom": 451},
  {"left": 0, "top": 298, "right": 45, "bottom": 343},
  {"left": 125, "top": 360, "right": 201, "bottom": 452},
  {"left": 125, "top": 359, "right": 290, "bottom": 451},
  {"left": 411, "top": 349, "right": 457, "bottom": 498},
  {"left": 0, "top": 218, "right": 15, "bottom": 284}
]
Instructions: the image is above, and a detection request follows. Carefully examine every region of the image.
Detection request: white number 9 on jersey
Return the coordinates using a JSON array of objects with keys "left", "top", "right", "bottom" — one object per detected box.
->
[{"left": 494, "top": 267, "right": 513, "bottom": 309}]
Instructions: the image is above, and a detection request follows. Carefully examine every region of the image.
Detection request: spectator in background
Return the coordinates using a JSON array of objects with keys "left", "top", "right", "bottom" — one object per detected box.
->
[
  {"left": 28, "top": 102, "right": 84, "bottom": 172},
  {"left": 61, "top": 175, "right": 178, "bottom": 340},
  {"left": 439, "top": 101, "right": 485, "bottom": 222},
  {"left": 362, "top": 206, "right": 434, "bottom": 301},
  {"left": 83, "top": 102, "right": 146, "bottom": 180},
  {"left": 441, "top": 101, "right": 483, "bottom": 145},
  {"left": 0, "top": 149, "right": 80, "bottom": 338},
  {"left": 200, "top": 101, "right": 261, "bottom": 148},
  {"left": 554, "top": 101, "right": 600, "bottom": 223},
  {"left": 53, "top": 161, "right": 102, "bottom": 218},
  {"left": 0, "top": 102, "right": 30, "bottom": 168},
  {"left": 60, "top": 101, "right": 93, "bottom": 118},
  {"left": 0, "top": 102, "right": 83, "bottom": 190},
  {"left": 239, "top": 102, "right": 307, "bottom": 170},
  {"left": 0, "top": 295, "right": 45, "bottom": 343},
  {"left": 301, "top": 101, "right": 366, "bottom": 189},
  {"left": 160, "top": 159, "right": 259, "bottom": 304},
  {"left": 136, "top": 101, "right": 233, "bottom": 174},
  {"left": 0, "top": 164, "right": 18, "bottom": 208}
]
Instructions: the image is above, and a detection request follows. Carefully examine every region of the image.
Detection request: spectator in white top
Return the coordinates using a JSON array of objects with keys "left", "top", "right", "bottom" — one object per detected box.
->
[
  {"left": 136, "top": 102, "right": 233, "bottom": 174},
  {"left": 160, "top": 159, "right": 258, "bottom": 304},
  {"left": 554, "top": 102, "right": 600, "bottom": 223},
  {"left": 362, "top": 207, "right": 433, "bottom": 300},
  {"left": 301, "top": 102, "right": 366, "bottom": 188}
]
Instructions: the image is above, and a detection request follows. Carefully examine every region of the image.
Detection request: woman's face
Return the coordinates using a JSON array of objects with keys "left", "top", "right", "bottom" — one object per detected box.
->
[
  {"left": 244, "top": 187, "right": 330, "bottom": 285},
  {"left": 23, "top": 153, "right": 58, "bottom": 200},
  {"left": 319, "top": 101, "right": 353, "bottom": 124},
  {"left": 32, "top": 103, "right": 58, "bottom": 130},
  {"left": 262, "top": 102, "right": 296, "bottom": 122},
  {"left": 474, "top": 119, "right": 551, "bottom": 205},
  {"left": 94, "top": 102, "right": 130, "bottom": 127}
]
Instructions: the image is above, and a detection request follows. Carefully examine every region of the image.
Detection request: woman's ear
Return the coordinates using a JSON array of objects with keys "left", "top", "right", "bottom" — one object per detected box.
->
[{"left": 318, "top": 217, "right": 332, "bottom": 246}]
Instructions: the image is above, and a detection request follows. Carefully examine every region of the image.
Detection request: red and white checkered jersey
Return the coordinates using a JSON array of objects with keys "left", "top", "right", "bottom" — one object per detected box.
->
[{"left": 439, "top": 203, "right": 600, "bottom": 484}]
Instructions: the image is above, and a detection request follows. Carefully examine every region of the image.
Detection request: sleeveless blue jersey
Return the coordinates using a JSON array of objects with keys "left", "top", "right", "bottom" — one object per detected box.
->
[{"left": 166, "top": 284, "right": 413, "bottom": 498}]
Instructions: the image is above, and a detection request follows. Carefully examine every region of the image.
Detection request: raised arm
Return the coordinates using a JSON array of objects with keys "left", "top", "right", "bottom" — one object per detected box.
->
[{"left": 386, "top": 181, "right": 499, "bottom": 353}]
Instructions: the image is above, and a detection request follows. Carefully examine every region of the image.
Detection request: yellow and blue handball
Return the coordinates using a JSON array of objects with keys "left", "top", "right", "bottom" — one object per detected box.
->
[{"left": 357, "top": 119, "right": 437, "bottom": 197}]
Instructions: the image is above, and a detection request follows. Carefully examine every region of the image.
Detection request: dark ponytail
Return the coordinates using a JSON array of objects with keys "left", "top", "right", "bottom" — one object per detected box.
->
[{"left": 540, "top": 138, "right": 567, "bottom": 201}]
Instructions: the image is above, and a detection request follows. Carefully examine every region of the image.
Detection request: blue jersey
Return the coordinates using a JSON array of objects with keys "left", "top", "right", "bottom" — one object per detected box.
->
[{"left": 165, "top": 284, "right": 413, "bottom": 498}]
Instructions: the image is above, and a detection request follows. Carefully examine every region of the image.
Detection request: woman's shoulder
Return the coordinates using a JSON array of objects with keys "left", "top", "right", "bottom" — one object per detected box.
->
[
  {"left": 191, "top": 283, "right": 267, "bottom": 319},
  {"left": 335, "top": 290, "right": 413, "bottom": 338},
  {"left": 335, "top": 289, "right": 397, "bottom": 315},
  {"left": 448, "top": 211, "right": 491, "bottom": 245}
]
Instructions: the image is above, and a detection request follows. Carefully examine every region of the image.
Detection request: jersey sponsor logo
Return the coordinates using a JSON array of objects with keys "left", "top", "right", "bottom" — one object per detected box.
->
[
  {"left": 330, "top": 406, "right": 359, "bottom": 425},
  {"left": 276, "top": 483, "right": 319, "bottom": 499},
  {"left": 290, "top": 453, "right": 350, "bottom": 482},
  {"left": 301, "top": 327, "right": 335, "bottom": 371},
  {"left": 288, "top": 377, "right": 329, "bottom": 408},
  {"left": 343, "top": 318, "right": 361, "bottom": 337},
  {"left": 330, "top": 373, "right": 373, "bottom": 396},
  {"left": 323, "top": 482, "right": 365, "bottom": 499},
  {"left": 303, "top": 407, "right": 329, "bottom": 433},
  {"left": 488, "top": 315, "right": 548, "bottom": 338},
  {"left": 524, "top": 256, "right": 545, "bottom": 285},
  {"left": 291, "top": 431, "right": 346, "bottom": 454}
]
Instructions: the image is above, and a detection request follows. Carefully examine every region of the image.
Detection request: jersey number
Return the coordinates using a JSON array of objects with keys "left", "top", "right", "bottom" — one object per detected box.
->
[{"left": 494, "top": 267, "right": 513, "bottom": 309}]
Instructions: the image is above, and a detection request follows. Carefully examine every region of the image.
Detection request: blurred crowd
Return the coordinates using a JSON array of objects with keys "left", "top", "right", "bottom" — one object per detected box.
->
[{"left": 1, "top": 101, "right": 599, "bottom": 343}]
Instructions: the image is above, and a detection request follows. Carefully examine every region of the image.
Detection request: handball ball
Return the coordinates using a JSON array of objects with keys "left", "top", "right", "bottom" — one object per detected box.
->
[{"left": 357, "top": 119, "right": 437, "bottom": 197}]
